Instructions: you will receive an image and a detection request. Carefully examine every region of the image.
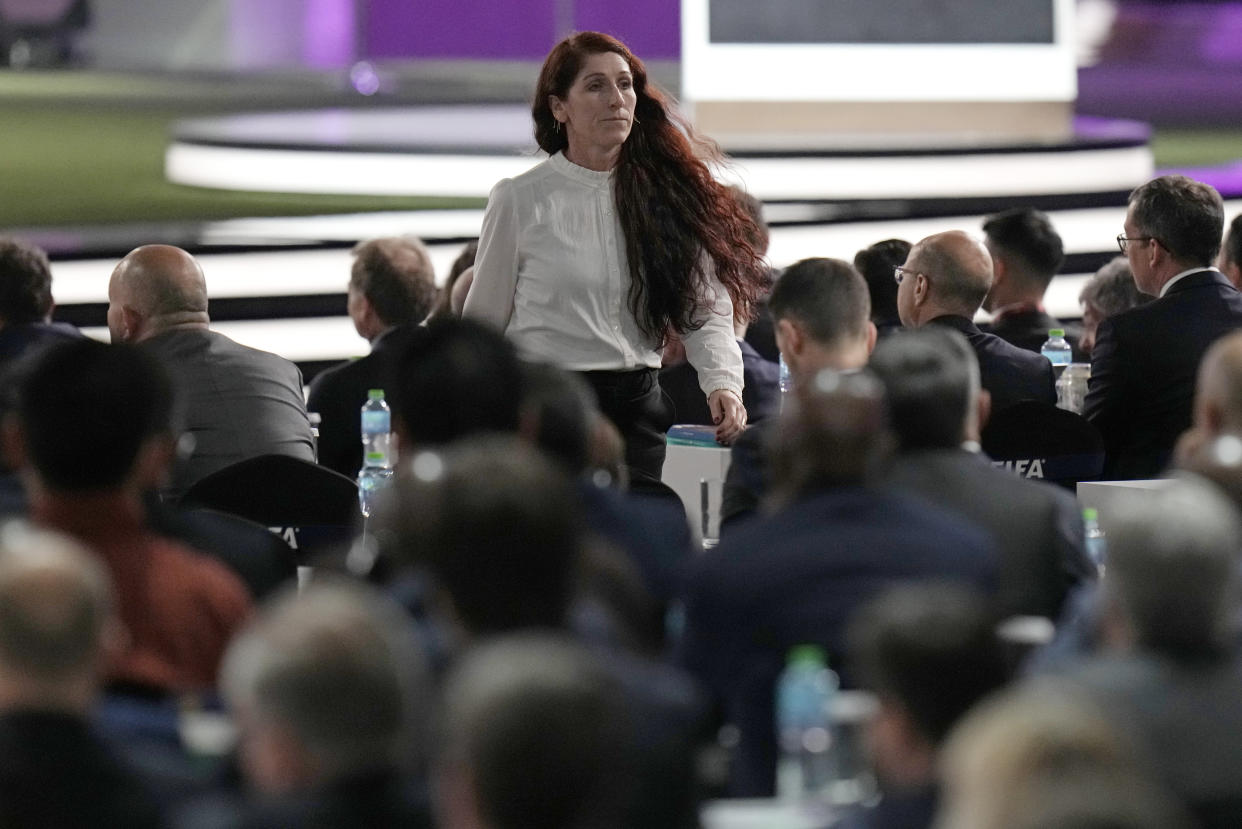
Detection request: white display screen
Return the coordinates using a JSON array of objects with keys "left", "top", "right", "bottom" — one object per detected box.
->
[{"left": 682, "top": 0, "right": 1076, "bottom": 102}]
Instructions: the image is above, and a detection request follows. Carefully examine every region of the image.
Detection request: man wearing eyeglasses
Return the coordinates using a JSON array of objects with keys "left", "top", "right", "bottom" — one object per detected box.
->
[
  {"left": 1085, "top": 174, "right": 1242, "bottom": 480},
  {"left": 895, "top": 230, "right": 1055, "bottom": 414}
]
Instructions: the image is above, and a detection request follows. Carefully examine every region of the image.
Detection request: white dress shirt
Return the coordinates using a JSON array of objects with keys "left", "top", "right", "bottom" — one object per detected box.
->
[
  {"left": 463, "top": 152, "right": 743, "bottom": 398},
  {"left": 1158, "top": 266, "right": 1219, "bottom": 297}
]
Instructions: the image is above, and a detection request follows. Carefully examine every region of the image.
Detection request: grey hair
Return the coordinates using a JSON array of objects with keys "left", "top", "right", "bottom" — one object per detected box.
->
[
  {"left": 1105, "top": 475, "right": 1242, "bottom": 659},
  {"left": 222, "top": 577, "right": 431, "bottom": 779},
  {"left": 0, "top": 521, "right": 113, "bottom": 681},
  {"left": 1078, "top": 256, "right": 1149, "bottom": 319}
]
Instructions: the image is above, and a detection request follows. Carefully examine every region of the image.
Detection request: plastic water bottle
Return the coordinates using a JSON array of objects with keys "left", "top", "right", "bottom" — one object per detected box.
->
[
  {"left": 776, "top": 645, "right": 837, "bottom": 800},
  {"left": 779, "top": 354, "right": 793, "bottom": 413},
  {"left": 1056, "top": 363, "right": 1091, "bottom": 414},
  {"left": 361, "top": 389, "right": 394, "bottom": 467},
  {"left": 1041, "top": 329, "right": 1072, "bottom": 376},
  {"left": 1083, "top": 507, "right": 1106, "bottom": 574},
  {"left": 357, "top": 452, "right": 394, "bottom": 518}
]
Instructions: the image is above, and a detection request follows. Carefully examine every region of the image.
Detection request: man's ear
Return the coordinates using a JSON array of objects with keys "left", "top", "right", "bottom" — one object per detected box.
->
[
  {"left": 121, "top": 305, "right": 144, "bottom": 341},
  {"left": 865, "top": 321, "right": 878, "bottom": 355},
  {"left": 991, "top": 255, "right": 1007, "bottom": 285},
  {"left": 775, "top": 317, "right": 802, "bottom": 356},
  {"left": 913, "top": 273, "right": 932, "bottom": 306}
]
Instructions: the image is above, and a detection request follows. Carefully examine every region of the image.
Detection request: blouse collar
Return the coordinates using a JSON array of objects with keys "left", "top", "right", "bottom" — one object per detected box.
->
[{"left": 549, "top": 151, "right": 614, "bottom": 188}]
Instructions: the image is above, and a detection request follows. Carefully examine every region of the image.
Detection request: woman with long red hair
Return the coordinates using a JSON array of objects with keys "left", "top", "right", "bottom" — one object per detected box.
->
[{"left": 464, "top": 31, "right": 765, "bottom": 485}]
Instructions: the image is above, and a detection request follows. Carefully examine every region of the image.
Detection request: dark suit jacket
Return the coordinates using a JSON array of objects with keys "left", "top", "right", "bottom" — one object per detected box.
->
[
  {"left": 719, "top": 419, "right": 771, "bottom": 531},
  {"left": 984, "top": 308, "right": 1086, "bottom": 362},
  {"left": 884, "top": 449, "right": 1094, "bottom": 619},
  {"left": 926, "top": 315, "right": 1056, "bottom": 413},
  {"left": 179, "top": 769, "right": 434, "bottom": 829},
  {"left": 1084, "top": 269, "right": 1242, "bottom": 480},
  {"left": 679, "top": 487, "right": 996, "bottom": 796},
  {"left": 0, "top": 710, "right": 164, "bottom": 828},
  {"left": 307, "top": 325, "right": 425, "bottom": 480},
  {"left": 143, "top": 329, "right": 315, "bottom": 498},
  {"left": 660, "top": 338, "right": 781, "bottom": 426}
]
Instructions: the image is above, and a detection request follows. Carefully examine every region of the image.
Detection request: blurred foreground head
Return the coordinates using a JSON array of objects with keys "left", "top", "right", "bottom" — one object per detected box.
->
[
  {"left": 1099, "top": 475, "right": 1242, "bottom": 662},
  {"left": 849, "top": 583, "right": 1009, "bottom": 790},
  {"left": 436, "top": 634, "right": 636, "bottom": 829},
  {"left": 376, "top": 436, "right": 583, "bottom": 639},
  {"left": 221, "top": 578, "right": 431, "bottom": 794},
  {"left": 869, "top": 326, "right": 985, "bottom": 451},
  {"left": 0, "top": 521, "right": 114, "bottom": 711},
  {"left": 768, "top": 369, "right": 892, "bottom": 506},
  {"left": 392, "top": 318, "right": 523, "bottom": 451},
  {"left": 7, "top": 338, "right": 177, "bottom": 494},
  {"left": 936, "top": 681, "right": 1171, "bottom": 829}
]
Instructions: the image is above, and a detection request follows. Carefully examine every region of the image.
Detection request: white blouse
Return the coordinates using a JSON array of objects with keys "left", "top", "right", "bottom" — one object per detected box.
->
[{"left": 463, "top": 152, "right": 744, "bottom": 398}]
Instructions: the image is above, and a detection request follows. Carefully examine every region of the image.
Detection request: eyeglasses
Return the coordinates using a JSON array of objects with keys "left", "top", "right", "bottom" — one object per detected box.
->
[
  {"left": 893, "top": 265, "right": 924, "bottom": 285},
  {"left": 1116, "top": 233, "right": 1155, "bottom": 253}
]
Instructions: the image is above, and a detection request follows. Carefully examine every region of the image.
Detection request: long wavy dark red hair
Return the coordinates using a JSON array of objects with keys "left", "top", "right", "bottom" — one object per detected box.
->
[{"left": 532, "top": 31, "right": 766, "bottom": 338}]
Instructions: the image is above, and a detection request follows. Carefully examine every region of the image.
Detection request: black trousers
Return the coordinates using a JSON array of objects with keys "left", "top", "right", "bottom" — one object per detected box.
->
[{"left": 579, "top": 367, "right": 672, "bottom": 486}]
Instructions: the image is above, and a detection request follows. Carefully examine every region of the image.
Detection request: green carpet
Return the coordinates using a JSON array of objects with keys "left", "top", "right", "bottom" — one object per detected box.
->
[{"left": 1, "top": 70, "right": 1239, "bottom": 228}]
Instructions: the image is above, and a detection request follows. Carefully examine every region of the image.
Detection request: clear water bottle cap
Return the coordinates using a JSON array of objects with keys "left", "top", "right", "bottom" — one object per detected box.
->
[
  {"left": 365, "top": 451, "right": 386, "bottom": 462},
  {"left": 1048, "top": 329, "right": 1065, "bottom": 338},
  {"left": 367, "top": 389, "right": 385, "bottom": 400},
  {"left": 1083, "top": 507, "right": 1099, "bottom": 521},
  {"left": 786, "top": 644, "right": 826, "bottom": 667}
]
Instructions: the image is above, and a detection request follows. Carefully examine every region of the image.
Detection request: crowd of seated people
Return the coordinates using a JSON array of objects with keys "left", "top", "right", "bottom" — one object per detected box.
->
[{"left": 0, "top": 171, "right": 1240, "bottom": 828}]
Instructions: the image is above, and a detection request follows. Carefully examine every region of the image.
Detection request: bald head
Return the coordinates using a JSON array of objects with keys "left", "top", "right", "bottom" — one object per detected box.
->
[
  {"left": 898, "top": 231, "right": 993, "bottom": 326},
  {"left": 108, "top": 245, "right": 209, "bottom": 342},
  {"left": 1195, "top": 331, "right": 1242, "bottom": 436}
]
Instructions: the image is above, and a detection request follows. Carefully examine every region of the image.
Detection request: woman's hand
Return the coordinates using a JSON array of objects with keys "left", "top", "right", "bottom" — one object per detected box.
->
[{"left": 708, "top": 389, "right": 747, "bottom": 445}]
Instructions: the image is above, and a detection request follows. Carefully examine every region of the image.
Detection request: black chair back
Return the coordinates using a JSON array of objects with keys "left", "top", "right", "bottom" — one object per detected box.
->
[
  {"left": 982, "top": 401, "right": 1105, "bottom": 490},
  {"left": 180, "top": 455, "right": 359, "bottom": 561}
]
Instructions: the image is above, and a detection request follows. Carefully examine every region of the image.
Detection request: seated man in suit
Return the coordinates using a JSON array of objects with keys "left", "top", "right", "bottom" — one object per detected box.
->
[
  {"left": 1085, "top": 175, "right": 1242, "bottom": 479},
  {"left": 898, "top": 230, "right": 1055, "bottom": 414},
  {"left": 854, "top": 238, "right": 911, "bottom": 340},
  {"left": 0, "top": 522, "right": 163, "bottom": 828},
  {"left": 870, "top": 326, "right": 1094, "bottom": 620},
  {"left": 981, "top": 207, "right": 1083, "bottom": 359},
  {"left": 720, "top": 257, "right": 875, "bottom": 528},
  {"left": 1062, "top": 476, "right": 1242, "bottom": 829},
  {"left": 216, "top": 580, "right": 433, "bottom": 828},
  {"left": 0, "top": 237, "right": 82, "bottom": 515},
  {"left": 108, "top": 245, "right": 314, "bottom": 498},
  {"left": 308, "top": 237, "right": 437, "bottom": 479},
  {"left": 1078, "top": 256, "right": 1152, "bottom": 356},
  {"left": 5, "top": 339, "right": 253, "bottom": 694},
  {"left": 679, "top": 372, "right": 996, "bottom": 796},
  {"left": 0, "top": 236, "right": 80, "bottom": 373}
]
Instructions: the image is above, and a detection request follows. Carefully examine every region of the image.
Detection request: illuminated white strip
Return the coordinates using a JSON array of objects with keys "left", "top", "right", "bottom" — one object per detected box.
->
[
  {"left": 82, "top": 317, "right": 366, "bottom": 363},
  {"left": 166, "top": 140, "right": 1152, "bottom": 201},
  {"left": 50, "top": 239, "right": 482, "bottom": 304},
  {"left": 166, "top": 143, "right": 542, "bottom": 198},
  {"left": 718, "top": 147, "right": 1153, "bottom": 200}
]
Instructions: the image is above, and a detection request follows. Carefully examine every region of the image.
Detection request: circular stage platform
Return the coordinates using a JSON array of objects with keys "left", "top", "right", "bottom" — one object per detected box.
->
[{"left": 167, "top": 105, "right": 1154, "bottom": 217}]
